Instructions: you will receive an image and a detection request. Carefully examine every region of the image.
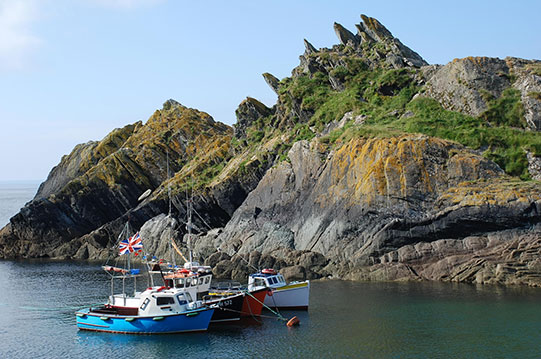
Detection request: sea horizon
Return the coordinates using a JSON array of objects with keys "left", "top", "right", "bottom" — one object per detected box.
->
[{"left": 0, "top": 181, "right": 41, "bottom": 227}]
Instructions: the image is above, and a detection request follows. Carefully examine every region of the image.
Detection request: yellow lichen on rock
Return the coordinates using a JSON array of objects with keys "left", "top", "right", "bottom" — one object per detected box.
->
[
  {"left": 437, "top": 178, "right": 541, "bottom": 208},
  {"left": 318, "top": 134, "right": 507, "bottom": 207}
]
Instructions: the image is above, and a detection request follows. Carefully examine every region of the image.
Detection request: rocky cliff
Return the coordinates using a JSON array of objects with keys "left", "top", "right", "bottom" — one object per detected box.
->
[{"left": 1, "top": 14, "right": 540, "bottom": 287}]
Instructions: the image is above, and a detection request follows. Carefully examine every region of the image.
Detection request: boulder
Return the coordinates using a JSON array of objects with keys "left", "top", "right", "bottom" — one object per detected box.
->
[
  {"left": 280, "top": 265, "right": 307, "bottom": 281},
  {"left": 423, "top": 57, "right": 511, "bottom": 116}
]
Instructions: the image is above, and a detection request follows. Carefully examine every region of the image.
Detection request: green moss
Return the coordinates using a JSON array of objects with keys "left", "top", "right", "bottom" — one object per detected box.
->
[
  {"left": 528, "top": 92, "right": 541, "bottom": 101},
  {"left": 479, "top": 88, "right": 525, "bottom": 128},
  {"left": 287, "top": 72, "right": 331, "bottom": 112},
  {"left": 310, "top": 87, "right": 363, "bottom": 128},
  {"left": 398, "top": 97, "right": 539, "bottom": 179},
  {"left": 329, "top": 66, "right": 349, "bottom": 82},
  {"left": 293, "top": 123, "right": 315, "bottom": 142}
]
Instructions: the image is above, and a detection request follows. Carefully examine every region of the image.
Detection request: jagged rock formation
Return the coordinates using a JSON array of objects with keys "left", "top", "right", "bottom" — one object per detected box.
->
[
  {"left": 233, "top": 97, "right": 273, "bottom": 139},
  {"left": 1, "top": 14, "right": 540, "bottom": 287}
]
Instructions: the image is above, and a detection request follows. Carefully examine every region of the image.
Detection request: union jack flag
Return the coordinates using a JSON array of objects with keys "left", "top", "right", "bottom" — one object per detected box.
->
[{"left": 119, "top": 232, "right": 143, "bottom": 255}]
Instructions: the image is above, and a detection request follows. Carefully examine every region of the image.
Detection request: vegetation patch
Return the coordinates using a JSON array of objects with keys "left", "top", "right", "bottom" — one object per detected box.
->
[{"left": 479, "top": 88, "right": 525, "bottom": 128}]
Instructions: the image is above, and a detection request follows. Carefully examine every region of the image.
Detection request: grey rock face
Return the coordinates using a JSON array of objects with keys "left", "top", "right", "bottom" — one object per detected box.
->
[
  {"left": 138, "top": 214, "right": 179, "bottom": 260},
  {"left": 512, "top": 59, "right": 541, "bottom": 131},
  {"left": 527, "top": 152, "right": 541, "bottom": 180},
  {"left": 35, "top": 141, "right": 98, "bottom": 199},
  {"left": 423, "top": 57, "right": 511, "bottom": 116},
  {"left": 357, "top": 14, "right": 427, "bottom": 68},
  {"left": 35, "top": 123, "right": 138, "bottom": 200},
  {"left": 210, "top": 135, "right": 536, "bottom": 274},
  {"left": 358, "top": 227, "right": 541, "bottom": 287}
]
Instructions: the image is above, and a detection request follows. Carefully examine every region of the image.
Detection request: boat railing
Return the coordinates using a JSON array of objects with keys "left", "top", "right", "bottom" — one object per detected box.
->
[{"left": 210, "top": 281, "right": 243, "bottom": 291}]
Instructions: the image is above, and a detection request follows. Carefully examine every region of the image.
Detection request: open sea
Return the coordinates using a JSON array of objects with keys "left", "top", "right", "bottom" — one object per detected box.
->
[
  {"left": 1, "top": 182, "right": 541, "bottom": 358},
  {"left": 0, "top": 181, "right": 39, "bottom": 227}
]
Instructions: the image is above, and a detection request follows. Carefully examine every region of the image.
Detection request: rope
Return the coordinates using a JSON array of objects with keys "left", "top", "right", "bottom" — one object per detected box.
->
[
  {"left": 217, "top": 307, "right": 285, "bottom": 321},
  {"left": 243, "top": 289, "right": 286, "bottom": 321}
]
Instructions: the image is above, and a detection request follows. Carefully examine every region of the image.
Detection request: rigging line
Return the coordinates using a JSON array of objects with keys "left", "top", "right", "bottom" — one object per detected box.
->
[
  {"left": 235, "top": 252, "right": 259, "bottom": 273},
  {"left": 192, "top": 206, "right": 213, "bottom": 232}
]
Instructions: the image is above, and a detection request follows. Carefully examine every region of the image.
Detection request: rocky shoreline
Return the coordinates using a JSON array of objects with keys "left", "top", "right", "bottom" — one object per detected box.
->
[{"left": 1, "top": 14, "right": 540, "bottom": 287}]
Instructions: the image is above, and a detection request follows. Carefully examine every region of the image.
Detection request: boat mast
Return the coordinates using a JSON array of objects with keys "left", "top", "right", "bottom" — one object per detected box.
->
[
  {"left": 124, "top": 221, "right": 130, "bottom": 306},
  {"left": 166, "top": 133, "right": 177, "bottom": 268},
  {"left": 188, "top": 195, "right": 193, "bottom": 267},
  {"left": 186, "top": 177, "right": 194, "bottom": 269}
]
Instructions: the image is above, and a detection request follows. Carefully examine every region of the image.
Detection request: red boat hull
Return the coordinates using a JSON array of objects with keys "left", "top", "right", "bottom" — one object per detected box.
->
[{"left": 240, "top": 288, "right": 267, "bottom": 317}]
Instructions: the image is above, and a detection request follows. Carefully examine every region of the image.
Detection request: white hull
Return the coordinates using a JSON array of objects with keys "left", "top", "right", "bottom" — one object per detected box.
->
[{"left": 264, "top": 281, "right": 310, "bottom": 309}]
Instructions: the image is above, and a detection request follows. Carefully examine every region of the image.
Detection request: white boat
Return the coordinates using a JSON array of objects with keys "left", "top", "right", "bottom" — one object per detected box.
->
[
  {"left": 75, "top": 222, "right": 214, "bottom": 334},
  {"left": 247, "top": 269, "right": 310, "bottom": 310}
]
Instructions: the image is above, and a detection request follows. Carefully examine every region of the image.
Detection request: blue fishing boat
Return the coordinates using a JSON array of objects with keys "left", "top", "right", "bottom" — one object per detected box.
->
[
  {"left": 75, "top": 222, "right": 214, "bottom": 334},
  {"left": 75, "top": 286, "right": 214, "bottom": 334}
]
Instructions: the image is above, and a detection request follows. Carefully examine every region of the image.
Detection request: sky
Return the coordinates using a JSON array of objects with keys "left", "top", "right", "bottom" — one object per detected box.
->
[{"left": 0, "top": 0, "right": 539, "bottom": 182}]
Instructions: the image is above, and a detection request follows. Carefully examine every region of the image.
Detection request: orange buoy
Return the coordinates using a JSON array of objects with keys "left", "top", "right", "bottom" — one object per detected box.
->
[{"left": 286, "top": 316, "right": 300, "bottom": 327}]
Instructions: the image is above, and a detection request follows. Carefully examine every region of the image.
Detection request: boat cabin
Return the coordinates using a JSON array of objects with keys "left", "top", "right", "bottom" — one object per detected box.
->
[
  {"left": 97, "top": 286, "right": 201, "bottom": 317},
  {"left": 147, "top": 261, "right": 213, "bottom": 297},
  {"left": 137, "top": 287, "right": 200, "bottom": 316},
  {"left": 247, "top": 269, "right": 287, "bottom": 291}
]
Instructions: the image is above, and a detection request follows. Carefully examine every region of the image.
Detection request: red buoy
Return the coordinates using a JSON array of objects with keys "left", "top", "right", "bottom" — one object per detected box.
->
[
  {"left": 262, "top": 268, "right": 276, "bottom": 275},
  {"left": 286, "top": 316, "right": 300, "bottom": 327}
]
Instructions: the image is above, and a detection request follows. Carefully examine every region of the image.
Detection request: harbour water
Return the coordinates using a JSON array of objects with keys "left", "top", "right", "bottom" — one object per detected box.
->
[
  {"left": 0, "top": 260, "right": 540, "bottom": 358},
  {"left": 1, "top": 182, "right": 540, "bottom": 358}
]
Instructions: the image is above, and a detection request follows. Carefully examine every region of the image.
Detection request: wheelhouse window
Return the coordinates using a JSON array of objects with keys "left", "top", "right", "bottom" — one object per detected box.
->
[
  {"left": 185, "top": 292, "right": 193, "bottom": 302},
  {"left": 278, "top": 275, "right": 285, "bottom": 283},
  {"left": 177, "top": 294, "right": 187, "bottom": 305},
  {"left": 205, "top": 276, "right": 210, "bottom": 284},
  {"left": 254, "top": 278, "right": 266, "bottom": 287},
  {"left": 140, "top": 298, "right": 150, "bottom": 310},
  {"left": 175, "top": 278, "right": 185, "bottom": 288},
  {"left": 156, "top": 296, "right": 175, "bottom": 306}
]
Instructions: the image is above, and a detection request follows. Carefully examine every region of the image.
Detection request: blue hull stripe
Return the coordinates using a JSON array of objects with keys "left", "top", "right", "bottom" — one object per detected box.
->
[{"left": 75, "top": 308, "right": 214, "bottom": 334}]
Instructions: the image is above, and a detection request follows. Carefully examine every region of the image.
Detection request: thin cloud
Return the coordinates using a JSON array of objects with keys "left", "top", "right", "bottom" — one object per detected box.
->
[{"left": 0, "top": 0, "right": 40, "bottom": 70}]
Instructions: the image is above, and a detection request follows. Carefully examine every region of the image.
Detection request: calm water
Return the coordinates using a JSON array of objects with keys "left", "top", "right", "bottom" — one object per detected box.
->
[
  {"left": 0, "top": 181, "right": 39, "bottom": 227},
  {"left": 0, "top": 261, "right": 540, "bottom": 358},
  {"left": 1, "top": 183, "right": 541, "bottom": 357}
]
